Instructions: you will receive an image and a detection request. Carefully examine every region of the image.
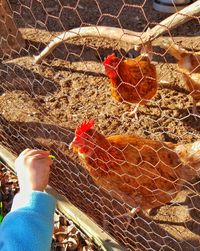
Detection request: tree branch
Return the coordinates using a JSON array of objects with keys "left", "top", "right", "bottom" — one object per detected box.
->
[{"left": 34, "top": 0, "right": 200, "bottom": 64}]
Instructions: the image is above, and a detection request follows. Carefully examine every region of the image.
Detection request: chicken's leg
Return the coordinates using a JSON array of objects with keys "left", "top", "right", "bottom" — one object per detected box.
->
[
  {"left": 122, "top": 103, "right": 140, "bottom": 120},
  {"left": 192, "top": 99, "right": 199, "bottom": 117},
  {"left": 116, "top": 207, "right": 141, "bottom": 229}
]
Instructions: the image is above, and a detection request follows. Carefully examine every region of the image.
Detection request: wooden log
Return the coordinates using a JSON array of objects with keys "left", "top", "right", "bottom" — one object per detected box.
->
[
  {"left": 0, "top": 0, "right": 25, "bottom": 58},
  {"left": 34, "top": 0, "right": 200, "bottom": 64}
]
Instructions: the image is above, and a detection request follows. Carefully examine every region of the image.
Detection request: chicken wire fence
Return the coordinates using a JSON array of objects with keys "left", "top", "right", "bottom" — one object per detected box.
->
[{"left": 0, "top": 0, "right": 200, "bottom": 250}]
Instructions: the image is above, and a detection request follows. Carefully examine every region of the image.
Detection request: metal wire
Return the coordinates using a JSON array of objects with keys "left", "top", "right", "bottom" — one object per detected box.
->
[{"left": 0, "top": 0, "right": 200, "bottom": 250}]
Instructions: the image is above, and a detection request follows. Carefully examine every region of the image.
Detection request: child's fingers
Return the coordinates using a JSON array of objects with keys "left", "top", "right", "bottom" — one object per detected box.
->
[
  {"left": 29, "top": 154, "right": 53, "bottom": 165},
  {"left": 19, "top": 148, "right": 31, "bottom": 157},
  {"left": 16, "top": 149, "right": 53, "bottom": 168},
  {"left": 23, "top": 149, "right": 50, "bottom": 157}
]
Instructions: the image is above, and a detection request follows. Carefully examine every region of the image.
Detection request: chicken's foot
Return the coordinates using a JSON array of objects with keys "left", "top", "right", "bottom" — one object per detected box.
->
[
  {"left": 192, "top": 99, "right": 200, "bottom": 119},
  {"left": 116, "top": 207, "right": 140, "bottom": 229},
  {"left": 122, "top": 103, "right": 140, "bottom": 120}
]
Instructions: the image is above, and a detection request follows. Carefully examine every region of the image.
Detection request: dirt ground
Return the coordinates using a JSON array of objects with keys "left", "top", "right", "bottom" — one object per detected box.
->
[{"left": 0, "top": 0, "right": 200, "bottom": 250}]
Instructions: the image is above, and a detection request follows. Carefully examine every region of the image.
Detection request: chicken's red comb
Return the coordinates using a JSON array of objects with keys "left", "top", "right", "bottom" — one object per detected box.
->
[
  {"left": 103, "top": 53, "right": 116, "bottom": 66},
  {"left": 76, "top": 119, "right": 95, "bottom": 136}
]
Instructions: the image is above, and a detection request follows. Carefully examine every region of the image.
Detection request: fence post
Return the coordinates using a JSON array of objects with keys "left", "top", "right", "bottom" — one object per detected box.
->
[{"left": 0, "top": 0, "right": 25, "bottom": 57}]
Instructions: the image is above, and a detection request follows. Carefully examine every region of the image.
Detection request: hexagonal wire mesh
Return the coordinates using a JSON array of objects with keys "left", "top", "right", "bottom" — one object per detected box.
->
[{"left": 0, "top": 0, "right": 200, "bottom": 250}]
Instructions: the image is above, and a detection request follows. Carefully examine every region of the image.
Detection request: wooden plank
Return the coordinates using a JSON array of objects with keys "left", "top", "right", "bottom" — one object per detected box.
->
[
  {"left": 0, "top": 144, "right": 16, "bottom": 171},
  {"left": 0, "top": 144, "right": 126, "bottom": 251},
  {"left": 46, "top": 186, "right": 126, "bottom": 251}
]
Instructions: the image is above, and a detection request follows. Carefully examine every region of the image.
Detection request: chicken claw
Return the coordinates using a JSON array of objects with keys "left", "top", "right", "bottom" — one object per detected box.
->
[
  {"left": 122, "top": 104, "right": 140, "bottom": 120},
  {"left": 116, "top": 207, "right": 141, "bottom": 229}
]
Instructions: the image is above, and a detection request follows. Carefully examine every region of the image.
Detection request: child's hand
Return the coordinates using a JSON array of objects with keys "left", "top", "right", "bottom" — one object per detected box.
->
[{"left": 15, "top": 149, "right": 53, "bottom": 192}]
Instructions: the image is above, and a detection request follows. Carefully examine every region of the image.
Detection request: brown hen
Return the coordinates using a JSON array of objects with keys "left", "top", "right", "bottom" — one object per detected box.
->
[
  {"left": 103, "top": 44, "right": 157, "bottom": 119},
  {"left": 161, "top": 39, "right": 200, "bottom": 115},
  {"left": 70, "top": 120, "right": 200, "bottom": 220}
]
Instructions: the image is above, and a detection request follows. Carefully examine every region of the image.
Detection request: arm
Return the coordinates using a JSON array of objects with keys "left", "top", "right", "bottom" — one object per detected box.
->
[
  {"left": 0, "top": 191, "right": 55, "bottom": 251},
  {"left": 0, "top": 149, "right": 56, "bottom": 251}
]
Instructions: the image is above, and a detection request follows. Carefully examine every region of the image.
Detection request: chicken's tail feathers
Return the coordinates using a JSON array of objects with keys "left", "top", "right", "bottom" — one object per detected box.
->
[
  {"left": 160, "top": 38, "right": 188, "bottom": 61},
  {"left": 175, "top": 141, "right": 200, "bottom": 176}
]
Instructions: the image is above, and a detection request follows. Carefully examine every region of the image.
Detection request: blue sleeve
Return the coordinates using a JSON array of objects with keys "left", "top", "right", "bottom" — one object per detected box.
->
[{"left": 0, "top": 191, "right": 56, "bottom": 251}]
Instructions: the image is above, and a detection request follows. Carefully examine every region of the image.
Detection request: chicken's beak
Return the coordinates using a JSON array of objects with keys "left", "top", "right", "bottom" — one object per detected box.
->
[
  {"left": 69, "top": 142, "right": 73, "bottom": 150},
  {"left": 69, "top": 141, "right": 79, "bottom": 154}
]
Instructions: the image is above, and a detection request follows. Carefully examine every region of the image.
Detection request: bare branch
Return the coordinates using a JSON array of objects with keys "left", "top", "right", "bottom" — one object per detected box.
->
[
  {"left": 33, "top": 26, "right": 141, "bottom": 64},
  {"left": 34, "top": 0, "right": 200, "bottom": 64},
  {"left": 138, "top": 0, "right": 200, "bottom": 49}
]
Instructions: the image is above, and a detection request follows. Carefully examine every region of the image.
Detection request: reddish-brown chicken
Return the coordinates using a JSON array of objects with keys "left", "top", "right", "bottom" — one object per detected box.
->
[
  {"left": 103, "top": 45, "right": 157, "bottom": 119},
  {"left": 70, "top": 119, "right": 200, "bottom": 216},
  {"left": 161, "top": 39, "right": 200, "bottom": 115}
]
